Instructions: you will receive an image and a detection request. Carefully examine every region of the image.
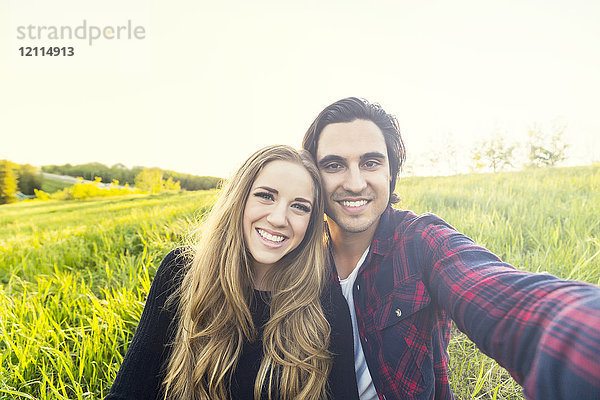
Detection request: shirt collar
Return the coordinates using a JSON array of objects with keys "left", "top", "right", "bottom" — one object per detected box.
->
[
  {"left": 326, "top": 205, "right": 396, "bottom": 278},
  {"left": 370, "top": 205, "right": 395, "bottom": 256}
]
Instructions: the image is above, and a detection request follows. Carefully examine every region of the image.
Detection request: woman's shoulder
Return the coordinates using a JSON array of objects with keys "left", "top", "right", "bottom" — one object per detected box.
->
[
  {"left": 149, "top": 247, "right": 193, "bottom": 304},
  {"left": 320, "top": 280, "right": 349, "bottom": 320},
  {"left": 156, "top": 247, "right": 192, "bottom": 278}
]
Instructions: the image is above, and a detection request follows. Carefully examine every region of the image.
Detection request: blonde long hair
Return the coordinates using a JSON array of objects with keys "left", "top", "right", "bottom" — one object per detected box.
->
[{"left": 162, "top": 145, "right": 330, "bottom": 400}]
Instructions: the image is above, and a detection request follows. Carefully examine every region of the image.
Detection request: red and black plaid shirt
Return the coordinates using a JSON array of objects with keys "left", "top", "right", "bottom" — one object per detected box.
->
[{"left": 333, "top": 207, "right": 600, "bottom": 400}]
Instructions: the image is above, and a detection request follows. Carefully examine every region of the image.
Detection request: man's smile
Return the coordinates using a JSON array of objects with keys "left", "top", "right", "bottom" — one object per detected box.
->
[{"left": 339, "top": 199, "right": 369, "bottom": 208}]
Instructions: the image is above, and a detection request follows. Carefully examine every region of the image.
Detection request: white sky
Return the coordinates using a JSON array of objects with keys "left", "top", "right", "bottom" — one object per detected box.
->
[{"left": 1, "top": 0, "right": 599, "bottom": 178}]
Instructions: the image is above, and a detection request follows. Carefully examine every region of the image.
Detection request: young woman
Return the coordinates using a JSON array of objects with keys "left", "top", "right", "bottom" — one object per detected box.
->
[{"left": 106, "top": 145, "right": 358, "bottom": 400}]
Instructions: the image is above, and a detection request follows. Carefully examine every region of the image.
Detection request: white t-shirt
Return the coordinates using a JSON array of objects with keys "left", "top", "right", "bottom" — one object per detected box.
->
[{"left": 338, "top": 247, "right": 378, "bottom": 400}]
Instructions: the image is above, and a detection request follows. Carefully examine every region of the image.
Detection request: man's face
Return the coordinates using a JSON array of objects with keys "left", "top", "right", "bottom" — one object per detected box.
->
[{"left": 316, "top": 119, "right": 391, "bottom": 235}]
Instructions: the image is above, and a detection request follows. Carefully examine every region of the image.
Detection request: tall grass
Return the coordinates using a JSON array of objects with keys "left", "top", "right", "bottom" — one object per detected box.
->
[
  {"left": 0, "top": 191, "right": 216, "bottom": 399},
  {"left": 0, "top": 165, "right": 598, "bottom": 399}
]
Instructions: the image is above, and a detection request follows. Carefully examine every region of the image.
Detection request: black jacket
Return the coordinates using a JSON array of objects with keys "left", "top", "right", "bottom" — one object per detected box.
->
[{"left": 106, "top": 248, "right": 359, "bottom": 399}]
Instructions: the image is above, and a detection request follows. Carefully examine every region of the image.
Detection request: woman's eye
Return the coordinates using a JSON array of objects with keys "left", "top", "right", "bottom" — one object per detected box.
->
[
  {"left": 292, "top": 203, "right": 311, "bottom": 213},
  {"left": 254, "top": 192, "right": 274, "bottom": 201}
]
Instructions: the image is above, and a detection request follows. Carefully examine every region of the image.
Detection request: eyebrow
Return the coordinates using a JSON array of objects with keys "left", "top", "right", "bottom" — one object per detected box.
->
[
  {"left": 255, "top": 186, "right": 278, "bottom": 194},
  {"left": 360, "top": 152, "right": 387, "bottom": 161},
  {"left": 254, "top": 186, "right": 313, "bottom": 205},
  {"left": 317, "top": 155, "right": 345, "bottom": 168},
  {"left": 294, "top": 198, "right": 313, "bottom": 205},
  {"left": 318, "top": 151, "right": 387, "bottom": 167}
]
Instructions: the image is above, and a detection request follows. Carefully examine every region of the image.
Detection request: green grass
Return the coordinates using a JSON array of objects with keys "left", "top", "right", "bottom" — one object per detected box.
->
[
  {"left": 41, "top": 178, "right": 73, "bottom": 194},
  {"left": 1, "top": 165, "right": 598, "bottom": 399},
  {"left": 0, "top": 191, "right": 216, "bottom": 399}
]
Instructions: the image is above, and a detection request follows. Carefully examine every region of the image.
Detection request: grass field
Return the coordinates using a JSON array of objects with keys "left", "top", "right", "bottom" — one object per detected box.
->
[
  {"left": 1, "top": 165, "right": 598, "bottom": 399},
  {"left": 41, "top": 177, "right": 73, "bottom": 194}
]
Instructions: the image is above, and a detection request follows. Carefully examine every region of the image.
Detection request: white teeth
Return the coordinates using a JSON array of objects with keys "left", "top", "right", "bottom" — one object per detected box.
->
[
  {"left": 341, "top": 200, "right": 368, "bottom": 208},
  {"left": 257, "top": 229, "right": 285, "bottom": 242}
]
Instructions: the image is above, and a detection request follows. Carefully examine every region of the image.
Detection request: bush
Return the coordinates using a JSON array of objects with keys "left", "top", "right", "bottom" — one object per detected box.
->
[
  {"left": 34, "top": 188, "right": 51, "bottom": 200},
  {"left": 49, "top": 179, "right": 144, "bottom": 201},
  {"left": 135, "top": 168, "right": 181, "bottom": 194}
]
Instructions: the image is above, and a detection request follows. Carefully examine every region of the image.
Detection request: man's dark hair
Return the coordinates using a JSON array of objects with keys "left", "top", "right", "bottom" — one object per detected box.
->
[{"left": 302, "top": 97, "right": 406, "bottom": 204}]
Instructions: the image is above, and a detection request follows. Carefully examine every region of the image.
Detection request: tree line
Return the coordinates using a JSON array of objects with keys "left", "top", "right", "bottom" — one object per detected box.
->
[
  {"left": 0, "top": 161, "right": 222, "bottom": 204},
  {"left": 406, "top": 124, "right": 570, "bottom": 176},
  {"left": 470, "top": 124, "right": 568, "bottom": 173},
  {"left": 41, "top": 162, "right": 221, "bottom": 191}
]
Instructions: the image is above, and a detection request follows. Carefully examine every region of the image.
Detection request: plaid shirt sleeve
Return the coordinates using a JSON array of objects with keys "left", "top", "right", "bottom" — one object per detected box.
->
[{"left": 414, "top": 213, "right": 600, "bottom": 400}]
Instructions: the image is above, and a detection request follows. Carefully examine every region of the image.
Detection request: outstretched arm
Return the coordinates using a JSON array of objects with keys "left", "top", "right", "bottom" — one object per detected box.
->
[{"left": 416, "top": 214, "right": 600, "bottom": 399}]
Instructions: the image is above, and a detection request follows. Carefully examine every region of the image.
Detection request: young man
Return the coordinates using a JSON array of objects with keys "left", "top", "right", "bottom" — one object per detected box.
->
[{"left": 302, "top": 97, "right": 600, "bottom": 400}]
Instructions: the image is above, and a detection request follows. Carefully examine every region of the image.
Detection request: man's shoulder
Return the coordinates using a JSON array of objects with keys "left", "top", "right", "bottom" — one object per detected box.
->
[{"left": 380, "top": 207, "right": 452, "bottom": 239}]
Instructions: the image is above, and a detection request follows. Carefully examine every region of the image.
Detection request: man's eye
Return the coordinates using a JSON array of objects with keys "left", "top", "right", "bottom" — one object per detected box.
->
[
  {"left": 363, "top": 160, "right": 380, "bottom": 168},
  {"left": 254, "top": 192, "right": 274, "bottom": 201},
  {"left": 324, "top": 162, "right": 342, "bottom": 170},
  {"left": 292, "top": 203, "right": 311, "bottom": 213}
]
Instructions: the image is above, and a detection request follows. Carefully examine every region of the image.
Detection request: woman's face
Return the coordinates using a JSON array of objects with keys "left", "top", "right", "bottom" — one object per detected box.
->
[{"left": 243, "top": 160, "right": 314, "bottom": 270}]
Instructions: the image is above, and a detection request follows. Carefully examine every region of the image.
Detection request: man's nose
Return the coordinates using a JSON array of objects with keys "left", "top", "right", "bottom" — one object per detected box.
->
[
  {"left": 266, "top": 203, "right": 287, "bottom": 227},
  {"left": 342, "top": 165, "right": 367, "bottom": 193}
]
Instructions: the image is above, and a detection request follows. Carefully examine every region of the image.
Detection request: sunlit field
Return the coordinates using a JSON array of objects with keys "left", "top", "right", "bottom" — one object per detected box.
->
[{"left": 1, "top": 165, "right": 598, "bottom": 399}]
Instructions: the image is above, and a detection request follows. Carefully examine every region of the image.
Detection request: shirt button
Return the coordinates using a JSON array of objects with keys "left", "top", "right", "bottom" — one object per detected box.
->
[
  {"left": 395, "top": 308, "right": 402, "bottom": 317},
  {"left": 356, "top": 284, "right": 360, "bottom": 291}
]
